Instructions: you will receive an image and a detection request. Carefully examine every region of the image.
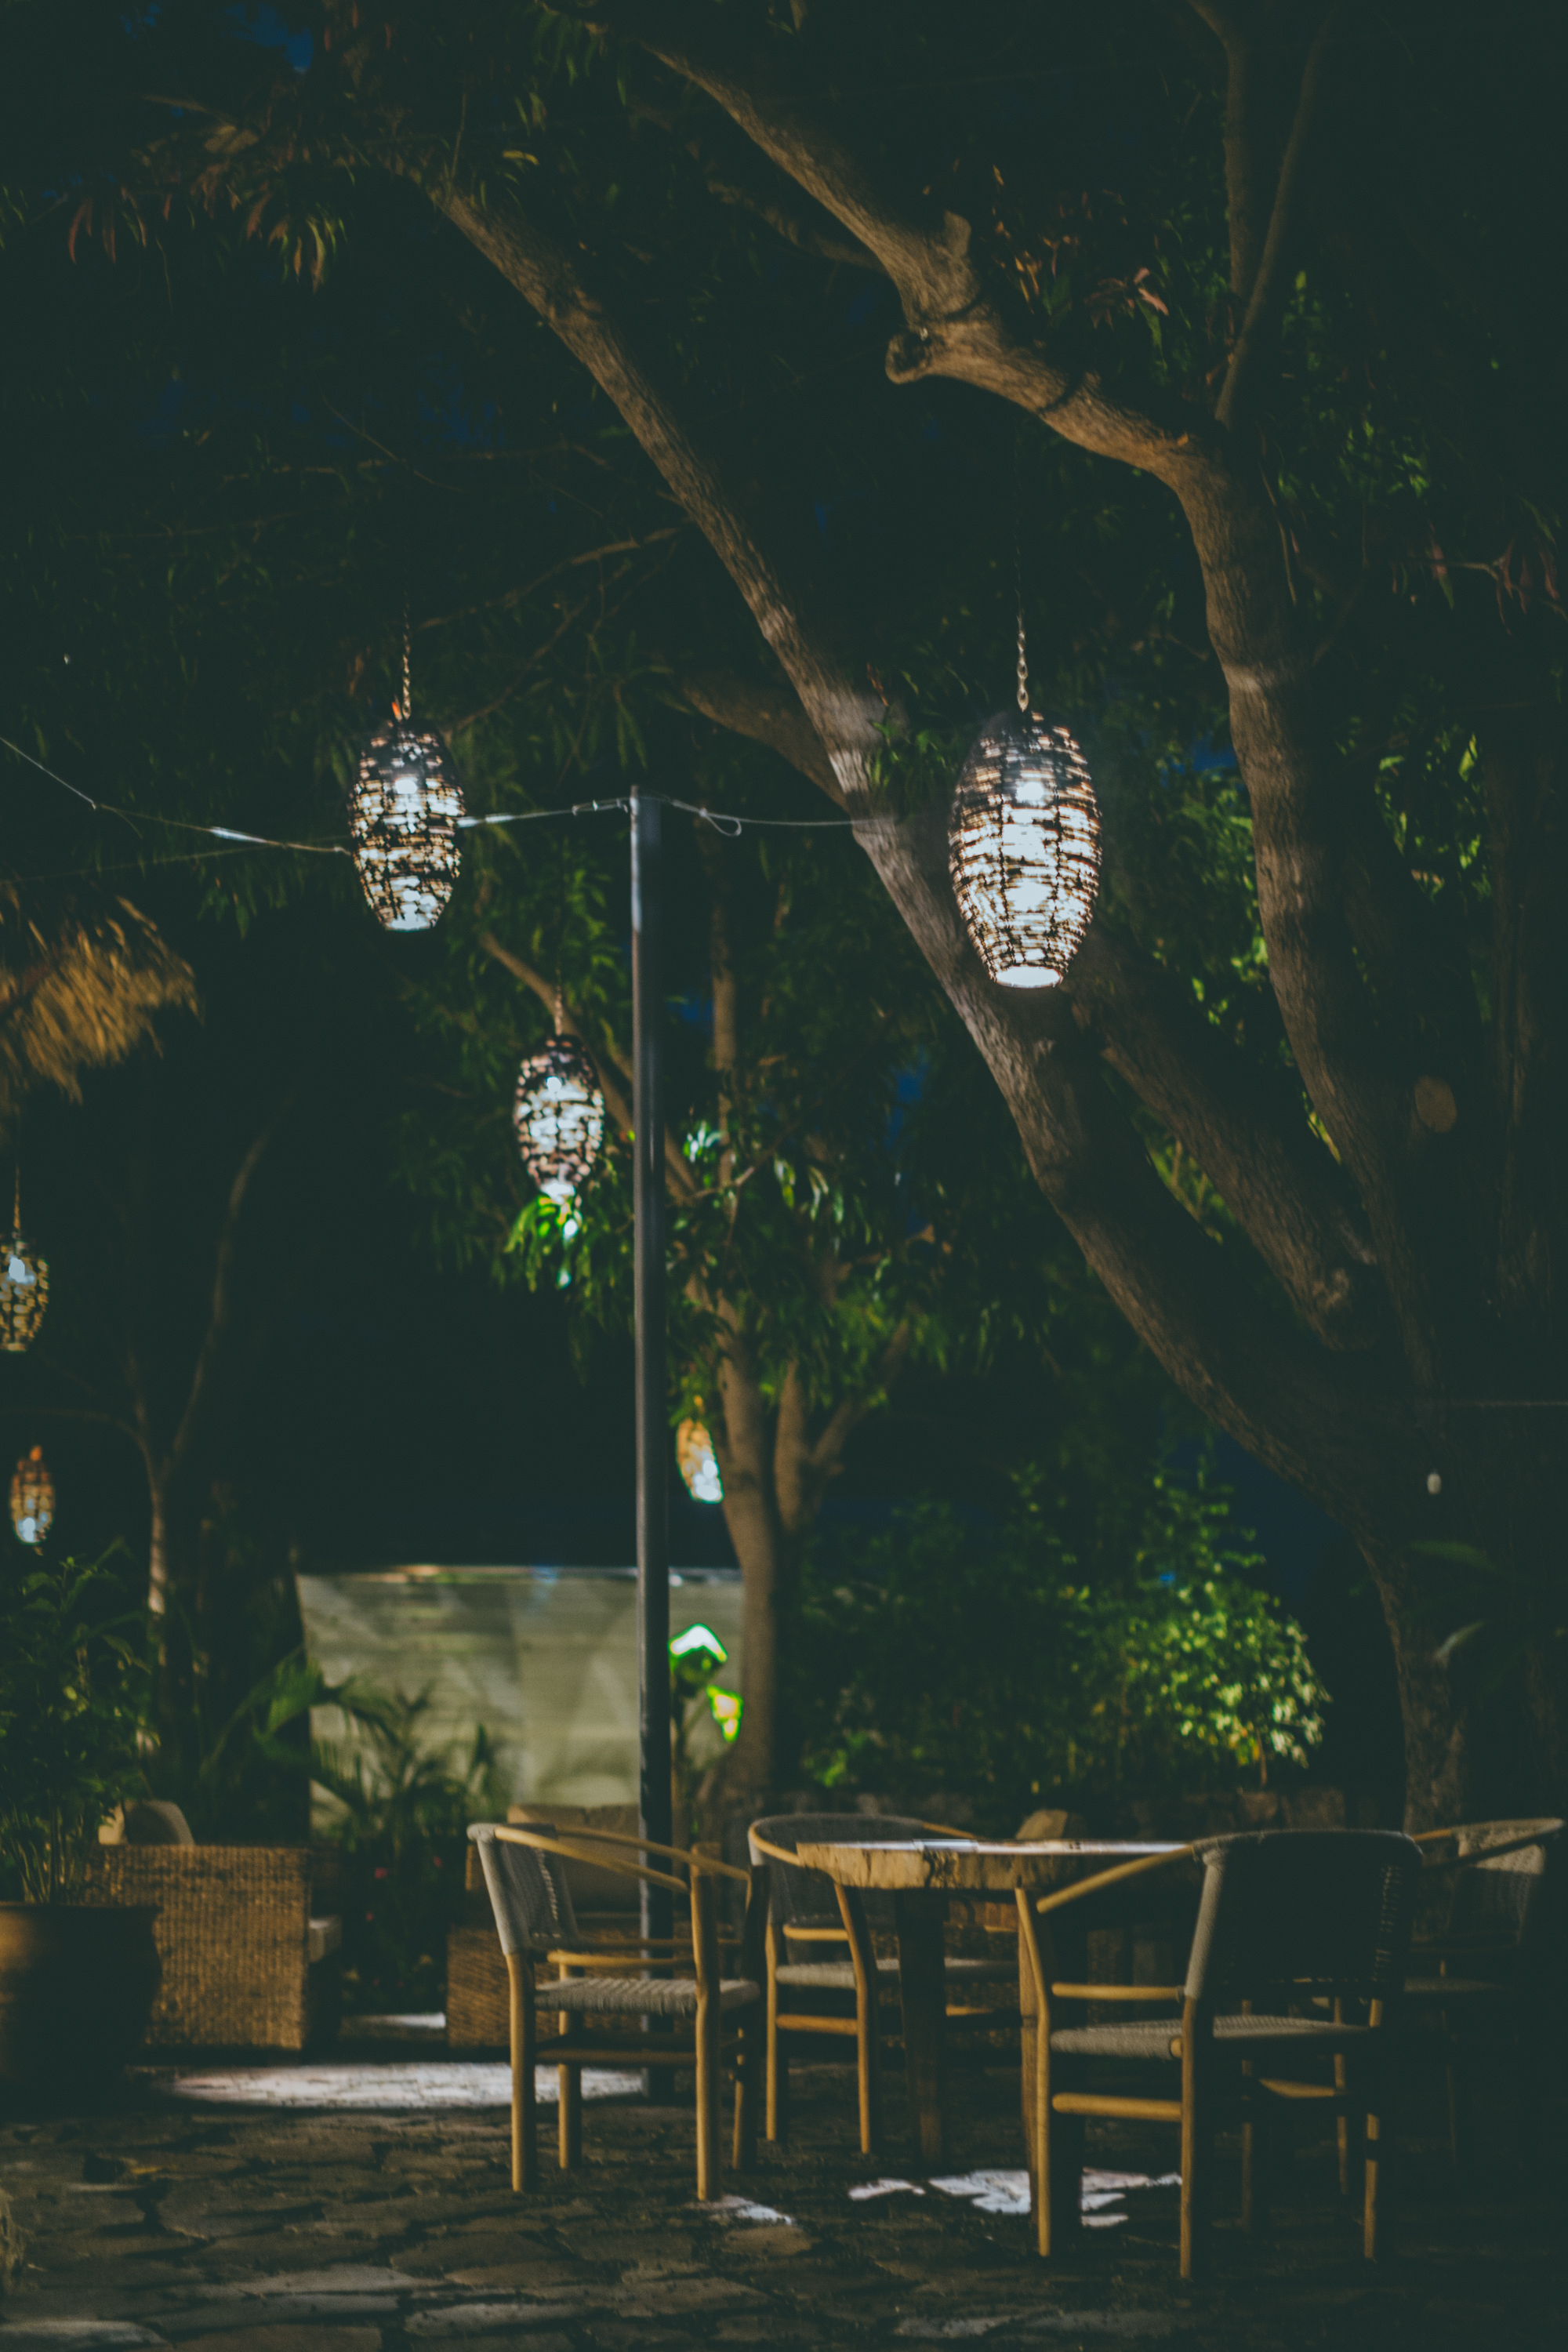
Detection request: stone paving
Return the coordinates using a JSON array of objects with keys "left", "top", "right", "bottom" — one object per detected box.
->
[{"left": 0, "top": 2030, "right": 1562, "bottom": 2351}]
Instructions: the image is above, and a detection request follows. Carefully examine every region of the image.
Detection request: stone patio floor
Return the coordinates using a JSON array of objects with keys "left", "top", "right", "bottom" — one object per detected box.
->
[{"left": 1, "top": 2022, "right": 1563, "bottom": 2351}]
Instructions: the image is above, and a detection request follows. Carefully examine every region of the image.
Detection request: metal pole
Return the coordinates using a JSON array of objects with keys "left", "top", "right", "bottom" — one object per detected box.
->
[{"left": 632, "top": 781, "right": 673, "bottom": 2089}]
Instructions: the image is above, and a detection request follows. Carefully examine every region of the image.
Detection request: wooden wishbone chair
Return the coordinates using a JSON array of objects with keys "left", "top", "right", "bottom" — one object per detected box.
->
[
  {"left": 748, "top": 1814, "right": 1018, "bottom": 2156},
  {"left": 1014, "top": 1831, "right": 1421, "bottom": 2281},
  {"left": 468, "top": 1823, "right": 765, "bottom": 2201},
  {"left": 1403, "top": 1817, "right": 1563, "bottom": 2167}
]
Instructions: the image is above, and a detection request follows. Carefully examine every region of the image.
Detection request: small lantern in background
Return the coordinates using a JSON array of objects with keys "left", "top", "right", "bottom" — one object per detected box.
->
[
  {"left": 676, "top": 1415, "right": 723, "bottom": 1505},
  {"left": 0, "top": 1177, "right": 49, "bottom": 1353},
  {"left": 10, "top": 1446, "right": 54, "bottom": 1546},
  {"left": 347, "top": 622, "right": 464, "bottom": 931},
  {"left": 514, "top": 1034, "right": 604, "bottom": 1208}
]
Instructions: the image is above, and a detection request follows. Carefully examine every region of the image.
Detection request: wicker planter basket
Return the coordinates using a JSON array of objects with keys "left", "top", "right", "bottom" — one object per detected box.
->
[{"left": 85, "top": 1846, "right": 341, "bottom": 2051}]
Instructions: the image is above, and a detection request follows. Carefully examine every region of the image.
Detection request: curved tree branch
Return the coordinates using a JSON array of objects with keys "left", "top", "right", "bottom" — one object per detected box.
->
[
  {"left": 1069, "top": 924, "right": 1382, "bottom": 1347},
  {"left": 1215, "top": 0, "right": 1350, "bottom": 428}
]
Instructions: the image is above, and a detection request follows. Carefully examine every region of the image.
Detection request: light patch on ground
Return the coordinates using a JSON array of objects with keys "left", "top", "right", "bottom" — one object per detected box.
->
[
  {"left": 896, "top": 2315, "right": 1178, "bottom": 2340},
  {"left": 405, "top": 2303, "right": 583, "bottom": 2335},
  {"left": 0, "top": 2328, "right": 167, "bottom": 2349},
  {"left": 929, "top": 2171, "right": 1034, "bottom": 2216},
  {"left": 337, "top": 2013, "right": 448, "bottom": 2043},
  {"left": 848, "top": 2177, "right": 927, "bottom": 2201},
  {"left": 696, "top": 2194, "right": 795, "bottom": 2224},
  {"left": 149, "top": 2063, "right": 641, "bottom": 2110},
  {"left": 927, "top": 2169, "right": 1181, "bottom": 2227}
]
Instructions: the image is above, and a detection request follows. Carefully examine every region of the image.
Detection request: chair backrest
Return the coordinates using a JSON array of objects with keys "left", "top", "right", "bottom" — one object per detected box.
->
[
  {"left": 1443, "top": 1817, "right": 1563, "bottom": 1950},
  {"left": 467, "top": 1822, "right": 582, "bottom": 1956},
  {"left": 1185, "top": 1830, "right": 1420, "bottom": 2008},
  {"left": 749, "top": 1813, "right": 935, "bottom": 1933},
  {"left": 507, "top": 1802, "right": 642, "bottom": 1915}
]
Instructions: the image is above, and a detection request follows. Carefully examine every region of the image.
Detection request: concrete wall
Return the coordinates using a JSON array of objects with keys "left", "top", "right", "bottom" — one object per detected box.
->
[{"left": 297, "top": 1566, "right": 744, "bottom": 1811}]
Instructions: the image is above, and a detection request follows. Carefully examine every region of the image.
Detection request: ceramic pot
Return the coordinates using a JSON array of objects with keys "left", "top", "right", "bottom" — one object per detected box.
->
[{"left": 0, "top": 1903, "right": 161, "bottom": 2097}]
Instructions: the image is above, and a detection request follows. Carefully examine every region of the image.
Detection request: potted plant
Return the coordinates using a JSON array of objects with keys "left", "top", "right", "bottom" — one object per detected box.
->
[{"left": 0, "top": 1551, "right": 161, "bottom": 2096}]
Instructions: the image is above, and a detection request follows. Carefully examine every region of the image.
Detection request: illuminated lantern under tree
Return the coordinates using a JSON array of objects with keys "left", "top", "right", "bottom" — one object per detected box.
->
[
  {"left": 949, "top": 596, "right": 1101, "bottom": 987},
  {"left": 513, "top": 1033, "right": 604, "bottom": 1208},
  {"left": 10, "top": 1446, "right": 54, "bottom": 1546},
  {"left": 0, "top": 1177, "right": 48, "bottom": 1353},
  {"left": 676, "top": 1415, "right": 723, "bottom": 1504},
  {"left": 347, "top": 622, "right": 464, "bottom": 931}
]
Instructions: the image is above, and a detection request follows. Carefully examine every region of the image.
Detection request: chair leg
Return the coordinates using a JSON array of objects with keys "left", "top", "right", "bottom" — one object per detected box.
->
[
  {"left": 558, "top": 2060, "right": 582, "bottom": 2170},
  {"left": 506, "top": 1955, "right": 537, "bottom": 2193},
  {"left": 695, "top": 1994, "right": 722, "bottom": 2201},
  {"left": 1240, "top": 2084, "right": 1269, "bottom": 2236},
  {"left": 1443, "top": 2024, "right": 1473, "bottom": 2172},
  {"left": 1334, "top": 2001, "right": 1351, "bottom": 2197},
  {"left": 855, "top": 1980, "right": 883, "bottom": 2157},
  {"left": 765, "top": 1957, "right": 785, "bottom": 2143},
  {"left": 1179, "top": 2005, "right": 1210, "bottom": 2283},
  {"left": 1363, "top": 2106, "right": 1383, "bottom": 2257},
  {"left": 734, "top": 2014, "right": 760, "bottom": 2171},
  {"left": 1036, "top": 2026, "right": 1083, "bottom": 2257},
  {"left": 1363, "top": 2002, "right": 1392, "bottom": 2261},
  {"left": 1034, "top": 2013, "right": 1054, "bottom": 2257}
]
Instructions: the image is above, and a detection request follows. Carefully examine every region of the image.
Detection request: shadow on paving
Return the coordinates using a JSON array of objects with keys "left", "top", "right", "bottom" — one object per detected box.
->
[{"left": 0, "top": 2050, "right": 1563, "bottom": 2350}]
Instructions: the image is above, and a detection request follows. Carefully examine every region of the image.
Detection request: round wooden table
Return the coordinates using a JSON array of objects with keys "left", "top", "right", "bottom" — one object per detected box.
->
[{"left": 793, "top": 1838, "right": 1194, "bottom": 2164}]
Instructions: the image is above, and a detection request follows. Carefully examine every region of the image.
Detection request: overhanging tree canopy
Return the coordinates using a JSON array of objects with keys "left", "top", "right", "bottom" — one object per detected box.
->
[{"left": 11, "top": 0, "right": 1565, "bottom": 1820}]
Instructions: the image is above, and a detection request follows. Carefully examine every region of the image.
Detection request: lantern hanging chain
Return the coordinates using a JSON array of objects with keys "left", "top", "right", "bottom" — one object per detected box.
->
[
  {"left": 1014, "top": 475, "right": 1029, "bottom": 716},
  {"left": 401, "top": 590, "right": 412, "bottom": 725},
  {"left": 554, "top": 823, "right": 568, "bottom": 1033}
]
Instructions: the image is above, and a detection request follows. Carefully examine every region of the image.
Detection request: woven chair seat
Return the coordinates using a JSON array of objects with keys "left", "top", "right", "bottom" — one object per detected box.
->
[
  {"left": 1403, "top": 1974, "right": 1511, "bottom": 2003},
  {"left": 538, "top": 1973, "right": 760, "bottom": 2019},
  {"left": 1051, "top": 2011, "right": 1374, "bottom": 2060},
  {"left": 777, "top": 1952, "right": 1015, "bottom": 1992},
  {"left": 777, "top": 1958, "right": 900, "bottom": 1989}
]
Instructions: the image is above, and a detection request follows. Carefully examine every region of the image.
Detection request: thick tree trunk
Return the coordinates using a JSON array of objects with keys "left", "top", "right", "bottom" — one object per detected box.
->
[
  {"left": 712, "top": 1345, "right": 882, "bottom": 1803},
  {"left": 713, "top": 1340, "right": 790, "bottom": 1800}
]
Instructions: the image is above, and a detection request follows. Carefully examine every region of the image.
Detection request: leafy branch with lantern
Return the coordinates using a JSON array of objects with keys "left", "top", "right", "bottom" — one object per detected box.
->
[{"left": 399, "top": 743, "right": 1086, "bottom": 1806}]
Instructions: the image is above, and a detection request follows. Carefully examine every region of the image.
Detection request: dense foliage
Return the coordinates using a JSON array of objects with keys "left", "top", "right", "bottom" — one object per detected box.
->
[
  {"left": 797, "top": 1461, "right": 1325, "bottom": 1827},
  {"left": 312, "top": 1690, "right": 506, "bottom": 2013},
  {"left": 0, "top": 1550, "right": 151, "bottom": 1901}
]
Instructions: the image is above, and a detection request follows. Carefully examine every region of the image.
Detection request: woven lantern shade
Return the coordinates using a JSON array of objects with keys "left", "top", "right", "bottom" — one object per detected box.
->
[
  {"left": 10, "top": 1446, "right": 54, "bottom": 1546},
  {"left": 0, "top": 1178, "right": 48, "bottom": 1353},
  {"left": 676, "top": 1417, "right": 723, "bottom": 1505},
  {"left": 513, "top": 1035, "right": 604, "bottom": 1207},
  {"left": 348, "top": 717, "right": 464, "bottom": 931},
  {"left": 949, "top": 710, "right": 1102, "bottom": 987}
]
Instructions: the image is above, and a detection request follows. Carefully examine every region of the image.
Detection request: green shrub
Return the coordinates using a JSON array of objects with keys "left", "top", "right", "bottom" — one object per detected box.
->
[
  {"left": 793, "top": 1459, "right": 1326, "bottom": 1824},
  {"left": 312, "top": 1690, "right": 506, "bottom": 2013},
  {"left": 0, "top": 1551, "right": 151, "bottom": 1902}
]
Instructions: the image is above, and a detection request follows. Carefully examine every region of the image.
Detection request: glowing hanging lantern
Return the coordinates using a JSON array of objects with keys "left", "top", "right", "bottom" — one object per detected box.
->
[
  {"left": 347, "top": 622, "right": 464, "bottom": 931},
  {"left": 10, "top": 1446, "right": 54, "bottom": 1546},
  {"left": 676, "top": 1416, "right": 723, "bottom": 1505},
  {"left": 0, "top": 1176, "right": 49, "bottom": 1353},
  {"left": 949, "top": 590, "right": 1101, "bottom": 987},
  {"left": 513, "top": 1035, "right": 604, "bottom": 1207}
]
